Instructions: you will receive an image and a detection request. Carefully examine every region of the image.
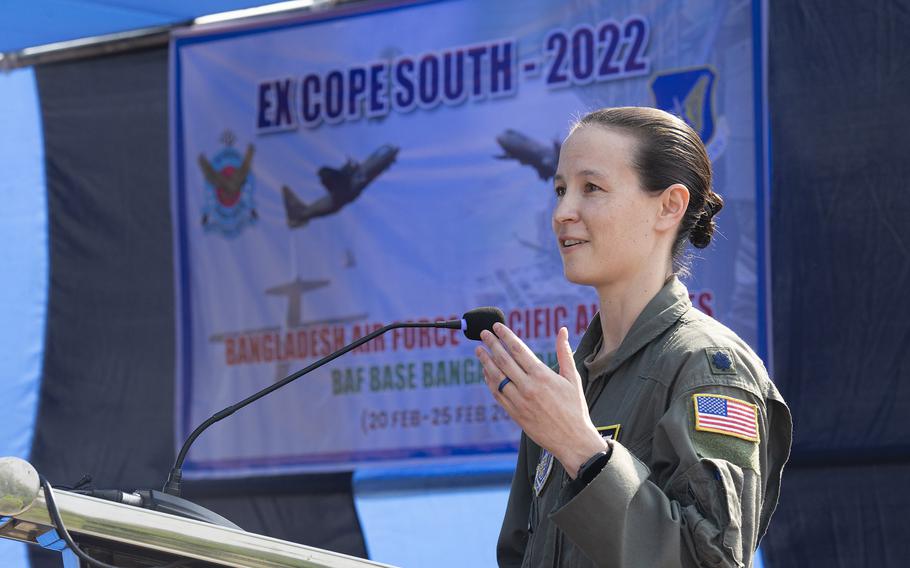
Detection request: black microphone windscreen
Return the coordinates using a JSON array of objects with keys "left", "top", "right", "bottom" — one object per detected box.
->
[{"left": 463, "top": 307, "right": 505, "bottom": 340}]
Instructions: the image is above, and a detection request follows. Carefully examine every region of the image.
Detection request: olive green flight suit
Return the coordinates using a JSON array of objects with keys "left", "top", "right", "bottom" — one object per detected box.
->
[{"left": 498, "top": 277, "right": 792, "bottom": 567}]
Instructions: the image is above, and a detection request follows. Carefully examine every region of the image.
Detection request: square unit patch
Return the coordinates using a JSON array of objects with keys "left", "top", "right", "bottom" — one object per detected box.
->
[
  {"left": 597, "top": 424, "right": 621, "bottom": 442},
  {"left": 693, "top": 394, "right": 759, "bottom": 442}
]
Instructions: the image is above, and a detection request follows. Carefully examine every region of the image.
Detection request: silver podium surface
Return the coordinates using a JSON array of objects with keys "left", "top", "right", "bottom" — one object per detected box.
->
[{"left": 0, "top": 457, "right": 396, "bottom": 568}]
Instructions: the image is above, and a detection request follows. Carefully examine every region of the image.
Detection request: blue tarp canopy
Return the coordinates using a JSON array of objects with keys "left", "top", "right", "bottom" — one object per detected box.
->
[{"left": 0, "top": 1, "right": 285, "bottom": 53}]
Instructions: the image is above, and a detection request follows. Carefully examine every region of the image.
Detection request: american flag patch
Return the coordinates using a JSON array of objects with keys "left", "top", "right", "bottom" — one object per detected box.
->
[{"left": 693, "top": 394, "right": 759, "bottom": 442}]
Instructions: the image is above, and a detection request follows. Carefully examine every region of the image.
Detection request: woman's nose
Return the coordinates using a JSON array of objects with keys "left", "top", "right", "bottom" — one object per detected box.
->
[{"left": 552, "top": 193, "right": 579, "bottom": 224}]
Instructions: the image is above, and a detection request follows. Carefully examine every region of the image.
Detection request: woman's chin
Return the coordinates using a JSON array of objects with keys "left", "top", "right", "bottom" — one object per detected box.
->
[{"left": 562, "top": 268, "right": 602, "bottom": 288}]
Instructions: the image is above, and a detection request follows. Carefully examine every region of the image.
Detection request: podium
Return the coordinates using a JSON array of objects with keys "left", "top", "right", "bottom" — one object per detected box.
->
[{"left": 0, "top": 457, "right": 396, "bottom": 568}]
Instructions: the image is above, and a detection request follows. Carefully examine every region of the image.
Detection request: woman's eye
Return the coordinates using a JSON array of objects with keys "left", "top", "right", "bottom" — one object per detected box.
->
[
  {"left": 584, "top": 182, "right": 602, "bottom": 193},
  {"left": 554, "top": 186, "right": 566, "bottom": 197}
]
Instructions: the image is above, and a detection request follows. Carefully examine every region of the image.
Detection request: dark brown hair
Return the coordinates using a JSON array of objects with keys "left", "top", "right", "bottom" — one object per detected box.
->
[{"left": 573, "top": 106, "right": 723, "bottom": 268}]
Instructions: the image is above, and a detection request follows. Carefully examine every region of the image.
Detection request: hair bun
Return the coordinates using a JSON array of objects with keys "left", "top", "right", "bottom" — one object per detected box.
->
[{"left": 689, "top": 191, "right": 723, "bottom": 249}]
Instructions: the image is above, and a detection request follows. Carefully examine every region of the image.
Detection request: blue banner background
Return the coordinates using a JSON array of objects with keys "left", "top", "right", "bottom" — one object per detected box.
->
[{"left": 171, "top": 0, "right": 768, "bottom": 477}]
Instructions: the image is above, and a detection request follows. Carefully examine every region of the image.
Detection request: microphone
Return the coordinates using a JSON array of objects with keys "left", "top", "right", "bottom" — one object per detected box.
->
[
  {"left": 461, "top": 306, "right": 506, "bottom": 340},
  {"left": 163, "top": 307, "right": 504, "bottom": 497}
]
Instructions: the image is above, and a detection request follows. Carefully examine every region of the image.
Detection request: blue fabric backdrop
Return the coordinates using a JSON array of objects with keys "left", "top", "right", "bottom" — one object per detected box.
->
[
  {"left": 0, "top": 67, "right": 47, "bottom": 568},
  {"left": 0, "top": 0, "right": 282, "bottom": 52}
]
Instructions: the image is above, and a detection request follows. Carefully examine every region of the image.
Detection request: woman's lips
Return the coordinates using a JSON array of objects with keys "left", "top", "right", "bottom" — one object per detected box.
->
[{"left": 560, "top": 238, "right": 589, "bottom": 250}]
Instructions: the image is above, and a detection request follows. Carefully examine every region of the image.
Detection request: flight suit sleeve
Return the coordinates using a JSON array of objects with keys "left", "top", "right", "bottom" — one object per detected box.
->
[
  {"left": 497, "top": 432, "right": 538, "bottom": 567},
  {"left": 549, "top": 381, "right": 791, "bottom": 568}
]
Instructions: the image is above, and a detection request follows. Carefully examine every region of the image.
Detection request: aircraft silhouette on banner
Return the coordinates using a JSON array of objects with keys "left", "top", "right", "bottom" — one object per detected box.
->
[
  {"left": 282, "top": 144, "right": 400, "bottom": 229},
  {"left": 494, "top": 129, "right": 560, "bottom": 181}
]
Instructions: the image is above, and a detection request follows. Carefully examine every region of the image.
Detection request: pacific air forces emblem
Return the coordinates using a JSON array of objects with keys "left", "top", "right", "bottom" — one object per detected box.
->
[
  {"left": 651, "top": 66, "right": 727, "bottom": 160},
  {"left": 198, "top": 131, "right": 258, "bottom": 237}
]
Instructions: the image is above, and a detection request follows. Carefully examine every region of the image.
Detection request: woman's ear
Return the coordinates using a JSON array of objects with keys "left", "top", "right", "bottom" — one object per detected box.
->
[{"left": 656, "top": 183, "right": 689, "bottom": 233}]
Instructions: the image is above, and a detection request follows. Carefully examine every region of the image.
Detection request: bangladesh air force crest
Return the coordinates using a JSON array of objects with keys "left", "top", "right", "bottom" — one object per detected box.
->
[{"left": 198, "top": 131, "right": 258, "bottom": 237}]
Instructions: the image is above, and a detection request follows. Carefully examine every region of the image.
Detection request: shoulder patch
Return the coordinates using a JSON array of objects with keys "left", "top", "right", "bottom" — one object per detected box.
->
[
  {"left": 596, "top": 424, "right": 621, "bottom": 442},
  {"left": 693, "top": 394, "right": 759, "bottom": 442},
  {"left": 705, "top": 347, "right": 737, "bottom": 375},
  {"left": 690, "top": 394, "right": 761, "bottom": 470}
]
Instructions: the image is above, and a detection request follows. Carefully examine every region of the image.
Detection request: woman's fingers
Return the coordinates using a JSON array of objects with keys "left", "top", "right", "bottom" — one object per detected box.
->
[
  {"left": 491, "top": 322, "right": 549, "bottom": 378},
  {"left": 479, "top": 328, "right": 530, "bottom": 388},
  {"left": 476, "top": 346, "right": 518, "bottom": 407},
  {"left": 555, "top": 326, "right": 581, "bottom": 385}
]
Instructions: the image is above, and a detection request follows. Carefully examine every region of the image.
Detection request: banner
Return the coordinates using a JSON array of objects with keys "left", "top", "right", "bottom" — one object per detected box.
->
[{"left": 171, "top": 0, "right": 768, "bottom": 476}]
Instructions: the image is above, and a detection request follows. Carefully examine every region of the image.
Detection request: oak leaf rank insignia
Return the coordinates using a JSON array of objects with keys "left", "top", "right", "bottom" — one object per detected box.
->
[{"left": 706, "top": 347, "right": 736, "bottom": 375}]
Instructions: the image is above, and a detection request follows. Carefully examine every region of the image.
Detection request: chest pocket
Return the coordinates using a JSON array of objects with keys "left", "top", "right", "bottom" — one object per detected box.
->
[{"left": 589, "top": 374, "right": 663, "bottom": 461}]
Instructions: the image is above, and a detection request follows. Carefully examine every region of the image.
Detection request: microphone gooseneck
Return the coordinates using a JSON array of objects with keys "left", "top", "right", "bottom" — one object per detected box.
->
[{"left": 163, "top": 307, "right": 504, "bottom": 496}]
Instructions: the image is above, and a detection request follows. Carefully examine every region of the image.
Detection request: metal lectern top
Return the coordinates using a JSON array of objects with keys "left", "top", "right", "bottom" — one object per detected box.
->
[{"left": 0, "top": 457, "right": 396, "bottom": 568}]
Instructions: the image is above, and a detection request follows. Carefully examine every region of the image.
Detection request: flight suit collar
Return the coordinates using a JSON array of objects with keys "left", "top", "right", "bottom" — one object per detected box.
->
[{"left": 577, "top": 276, "right": 692, "bottom": 384}]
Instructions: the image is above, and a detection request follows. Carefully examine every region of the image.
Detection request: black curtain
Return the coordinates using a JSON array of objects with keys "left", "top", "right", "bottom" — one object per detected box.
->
[
  {"left": 29, "top": 46, "right": 366, "bottom": 566},
  {"left": 764, "top": 0, "right": 910, "bottom": 566}
]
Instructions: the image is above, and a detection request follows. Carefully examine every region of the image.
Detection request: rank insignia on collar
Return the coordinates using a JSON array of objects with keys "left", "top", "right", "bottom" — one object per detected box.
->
[
  {"left": 597, "top": 424, "right": 621, "bottom": 442},
  {"left": 706, "top": 347, "right": 736, "bottom": 375},
  {"left": 534, "top": 449, "right": 554, "bottom": 496}
]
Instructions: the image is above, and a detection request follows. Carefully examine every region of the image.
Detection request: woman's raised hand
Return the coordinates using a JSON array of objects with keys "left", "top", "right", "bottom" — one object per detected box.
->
[{"left": 476, "top": 323, "right": 608, "bottom": 477}]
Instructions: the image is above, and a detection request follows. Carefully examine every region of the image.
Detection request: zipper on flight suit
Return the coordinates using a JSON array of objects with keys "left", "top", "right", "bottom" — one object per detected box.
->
[
  {"left": 521, "top": 490, "right": 540, "bottom": 566},
  {"left": 549, "top": 361, "right": 608, "bottom": 566},
  {"left": 553, "top": 527, "right": 563, "bottom": 567},
  {"left": 528, "top": 493, "right": 539, "bottom": 534},
  {"left": 552, "top": 468, "right": 572, "bottom": 567},
  {"left": 584, "top": 371, "right": 609, "bottom": 410},
  {"left": 547, "top": 369, "right": 607, "bottom": 566}
]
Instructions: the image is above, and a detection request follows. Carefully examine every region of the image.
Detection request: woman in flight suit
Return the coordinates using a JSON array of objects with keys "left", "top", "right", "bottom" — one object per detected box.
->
[{"left": 475, "top": 107, "right": 792, "bottom": 568}]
